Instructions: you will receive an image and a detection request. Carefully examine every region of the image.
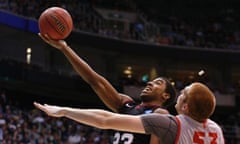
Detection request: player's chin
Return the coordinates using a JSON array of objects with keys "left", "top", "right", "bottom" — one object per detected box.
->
[
  {"left": 140, "top": 89, "right": 150, "bottom": 94},
  {"left": 140, "top": 92, "right": 147, "bottom": 97}
]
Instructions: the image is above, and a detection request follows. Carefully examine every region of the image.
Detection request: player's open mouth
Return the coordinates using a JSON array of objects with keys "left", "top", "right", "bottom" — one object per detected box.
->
[{"left": 142, "top": 87, "right": 151, "bottom": 92}]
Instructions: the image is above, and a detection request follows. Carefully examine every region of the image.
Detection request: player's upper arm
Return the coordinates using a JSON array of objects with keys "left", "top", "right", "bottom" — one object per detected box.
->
[{"left": 140, "top": 114, "right": 178, "bottom": 138}]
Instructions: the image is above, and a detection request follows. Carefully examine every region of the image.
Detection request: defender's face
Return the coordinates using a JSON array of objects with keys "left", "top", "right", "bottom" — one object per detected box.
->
[
  {"left": 175, "top": 85, "right": 190, "bottom": 114},
  {"left": 140, "top": 78, "right": 167, "bottom": 102}
]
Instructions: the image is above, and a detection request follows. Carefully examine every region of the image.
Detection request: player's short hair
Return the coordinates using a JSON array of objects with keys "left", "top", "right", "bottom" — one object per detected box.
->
[
  {"left": 161, "top": 77, "right": 177, "bottom": 107},
  {"left": 185, "top": 82, "right": 216, "bottom": 122}
]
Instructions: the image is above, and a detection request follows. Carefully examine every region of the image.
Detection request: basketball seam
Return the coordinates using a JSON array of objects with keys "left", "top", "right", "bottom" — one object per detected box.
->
[
  {"left": 45, "top": 15, "right": 64, "bottom": 38},
  {"left": 53, "top": 10, "right": 72, "bottom": 35}
]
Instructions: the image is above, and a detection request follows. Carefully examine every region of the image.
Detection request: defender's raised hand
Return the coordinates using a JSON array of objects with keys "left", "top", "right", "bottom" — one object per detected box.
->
[{"left": 33, "top": 102, "right": 65, "bottom": 117}]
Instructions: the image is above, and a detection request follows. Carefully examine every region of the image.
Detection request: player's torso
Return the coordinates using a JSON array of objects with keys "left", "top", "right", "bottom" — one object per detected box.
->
[
  {"left": 176, "top": 115, "right": 225, "bottom": 144},
  {"left": 112, "top": 102, "right": 158, "bottom": 144}
]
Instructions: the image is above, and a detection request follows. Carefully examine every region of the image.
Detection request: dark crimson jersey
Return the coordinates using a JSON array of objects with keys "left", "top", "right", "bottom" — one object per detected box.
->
[{"left": 112, "top": 101, "right": 159, "bottom": 144}]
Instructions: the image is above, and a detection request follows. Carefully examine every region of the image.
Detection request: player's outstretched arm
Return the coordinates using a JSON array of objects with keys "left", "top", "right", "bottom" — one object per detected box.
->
[
  {"left": 34, "top": 102, "right": 145, "bottom": 133},
  {"left": 38, "top": 33, "right": 132, "bottom": 112}
]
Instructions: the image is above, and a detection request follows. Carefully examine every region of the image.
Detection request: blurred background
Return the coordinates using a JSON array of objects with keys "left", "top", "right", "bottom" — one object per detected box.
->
[{"left": 0, "top": 0, "right": 239, "bottom": 143}]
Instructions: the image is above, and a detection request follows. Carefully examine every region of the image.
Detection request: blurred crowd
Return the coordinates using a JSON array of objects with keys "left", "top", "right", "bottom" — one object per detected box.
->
[
  {"left": 0, "top": 90, "right": 111, "bottom": 144},
  {"left": 0, "top": 0, "right": 240, "bottom": 50}
]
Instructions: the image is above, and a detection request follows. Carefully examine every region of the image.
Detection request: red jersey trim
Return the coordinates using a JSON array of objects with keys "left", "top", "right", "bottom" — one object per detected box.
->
[{"left": 175, "top": 116, "right": 181, "bottom": 144}]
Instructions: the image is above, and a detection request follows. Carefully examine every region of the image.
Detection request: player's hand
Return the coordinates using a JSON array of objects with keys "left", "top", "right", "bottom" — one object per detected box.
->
[
  {"left": 38, "top": 33, "right": 68, "bottom": 50},
  {"left": 33, "top": 102, "right": 65, "bottom": 117}
]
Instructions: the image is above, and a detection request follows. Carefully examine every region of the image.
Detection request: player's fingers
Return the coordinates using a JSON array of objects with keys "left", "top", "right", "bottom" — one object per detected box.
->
[
  {"left": 34, "top": 102, "right": 47, "bottom": 112},
  {"left": 38, "top": 33, "right": 63, "bottom": 49},
  {"left": 38, "top": 33, "right": 50, "bottom": 43},
  {"left": 43, "top": 34, "right": 52, "bottom": 40},
  {"left": 33, "top": 102, "right": 43, "bottom": 109},
  {"left": 33, "top": 101, "right": 41, "bottom": 107}
]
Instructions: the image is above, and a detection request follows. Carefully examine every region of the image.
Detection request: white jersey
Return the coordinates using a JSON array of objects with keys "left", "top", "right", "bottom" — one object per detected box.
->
[{"left": 175, "top": 114, "right": 225, "bottom": 144}]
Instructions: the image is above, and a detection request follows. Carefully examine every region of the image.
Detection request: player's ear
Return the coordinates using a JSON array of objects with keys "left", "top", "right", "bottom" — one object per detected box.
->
[
  {"left": 163, "top": 93, "right": 170, "bottom": 100},
  {"left": 181, "top": 103, "right": 188, "bottom": 111}
]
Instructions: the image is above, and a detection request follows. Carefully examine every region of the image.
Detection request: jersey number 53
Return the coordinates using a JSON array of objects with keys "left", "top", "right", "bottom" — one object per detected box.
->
[{"left": 193, "top": 131, "right": 218, "bottom": 144}]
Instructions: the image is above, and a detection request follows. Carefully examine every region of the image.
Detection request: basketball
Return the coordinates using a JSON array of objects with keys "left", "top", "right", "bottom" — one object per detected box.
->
[{"left": 38, "top": 7, "right": 73, "bottom": 40}]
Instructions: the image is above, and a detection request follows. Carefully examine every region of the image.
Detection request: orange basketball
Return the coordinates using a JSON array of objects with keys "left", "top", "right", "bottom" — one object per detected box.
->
[{"left": 38, "top": 7, "right": 73, "bottom": 40}]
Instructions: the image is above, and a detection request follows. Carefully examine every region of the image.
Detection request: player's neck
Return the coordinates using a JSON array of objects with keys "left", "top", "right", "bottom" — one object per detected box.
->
[{"left": 141, "top": 101, "right": 162, "bottom": 107}]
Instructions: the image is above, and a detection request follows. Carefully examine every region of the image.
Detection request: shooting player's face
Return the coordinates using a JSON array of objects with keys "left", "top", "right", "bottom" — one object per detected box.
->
[{"left": 140, "top": 78, "right": 168, "bottom": 103}]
